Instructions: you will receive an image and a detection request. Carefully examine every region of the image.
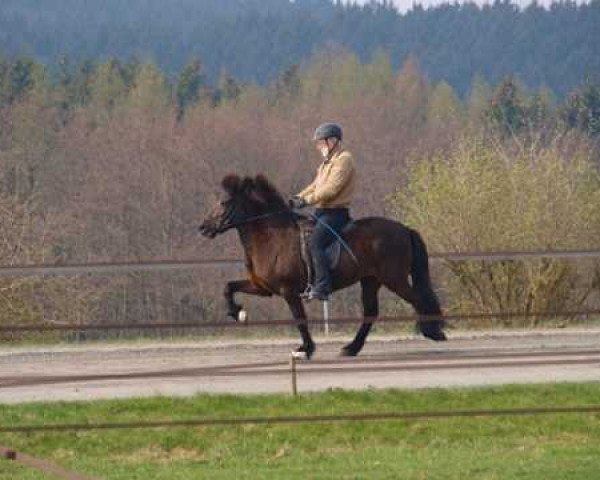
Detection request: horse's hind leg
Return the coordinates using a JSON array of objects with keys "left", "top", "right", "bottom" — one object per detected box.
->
[
  {"left": 341, "top": 277, "right": 380, "bottom": 357},
  {"left": 284, "top": 295, "right": 316, "bottom": 360},
  {"left": 383, "top": 277, "right": 446, "bottom": 342}
]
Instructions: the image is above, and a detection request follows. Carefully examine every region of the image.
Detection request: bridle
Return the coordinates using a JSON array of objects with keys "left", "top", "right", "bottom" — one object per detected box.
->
[{"left": 223, "top": 208, "right": 292, "bottom": 230}]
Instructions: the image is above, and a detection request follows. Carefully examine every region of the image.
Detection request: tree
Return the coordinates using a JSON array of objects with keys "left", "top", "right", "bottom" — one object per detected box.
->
[
  {"left": 467, "top": 73, "right": 492, "bottom": 128},
  {"left": 395, "top": 55, "right": 429, "bottom": 130},
  {"left": 0, "top": 59, "right": 56, "bottom": 200},
  {"left": 55, "top": 57, "right": 95, "bottom": 117},
  {"left": 216, "top": 70, "right": 242, "bottom": 105},
  {"left": 87, "top": 59, "right": 129, "bottom": 120},
  {"left": 126, "top": 62, "right": 170, "bottom": 112},
  {"left": 175, "top": 58, "right": 204, "bottom": 120},
  {"left": 487, "top": 76, "right": 528, "bottom": 136},
  {"left": 525, "top": 86, "right": 556, "bottom": 131},
  {"left": 0, "top": 56, "right": 46, "bottom": 106},
  {"left": 366, "top": 50, "right": 395, "bottom": 97},
  {"left": 272, "top": 64, "right": 301, "bottom": 105},
  {"left": 427, "top": 81, "right": 463, "bottom": 131},
  {"left": 561, "top": 77, "right": 600, "bottom": 136}
]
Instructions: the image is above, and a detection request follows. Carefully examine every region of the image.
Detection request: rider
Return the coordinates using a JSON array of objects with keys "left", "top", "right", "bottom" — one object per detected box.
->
[{"left": 289, "top": 122, "right": 357, "bottom": 301}]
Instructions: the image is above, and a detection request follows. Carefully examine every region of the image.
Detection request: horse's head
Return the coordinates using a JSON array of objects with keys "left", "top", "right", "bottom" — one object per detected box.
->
[{"left": 199, "top": 174, "right": 288, "bottom": 238}]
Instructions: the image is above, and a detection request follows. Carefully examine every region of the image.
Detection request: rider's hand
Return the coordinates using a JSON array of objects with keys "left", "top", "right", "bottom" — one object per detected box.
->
[{"left": 288, "top": 196, "right": 308, "bottom": 209}]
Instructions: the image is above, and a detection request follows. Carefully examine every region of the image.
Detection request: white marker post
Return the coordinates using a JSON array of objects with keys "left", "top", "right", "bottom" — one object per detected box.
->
[{"left": 323, "top": 300, "right": 330, "bottom": 336}]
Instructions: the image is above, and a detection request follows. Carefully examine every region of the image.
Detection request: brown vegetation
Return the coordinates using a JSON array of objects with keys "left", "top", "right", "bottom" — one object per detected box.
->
[{"left": 0, "top": 52, "right": 599, "bottom": 328}]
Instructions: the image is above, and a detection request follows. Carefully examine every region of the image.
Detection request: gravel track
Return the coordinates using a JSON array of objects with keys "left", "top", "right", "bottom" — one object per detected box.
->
[{"left": 1, "top": 329, "right": 599, "bottom": 404}]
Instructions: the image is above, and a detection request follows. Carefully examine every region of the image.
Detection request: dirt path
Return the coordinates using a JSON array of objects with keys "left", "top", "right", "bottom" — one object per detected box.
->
[{"left": 1, "top": 329, "right": 599, "bottom": 403}]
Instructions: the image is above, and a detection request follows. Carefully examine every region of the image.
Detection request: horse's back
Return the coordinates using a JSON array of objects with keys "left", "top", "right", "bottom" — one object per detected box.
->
[
  {"left": 344, "top": 216, "right": 412, "bottom": 241},
  {"left": 340, "top": 216, "right": 415, "bottom": 275}
]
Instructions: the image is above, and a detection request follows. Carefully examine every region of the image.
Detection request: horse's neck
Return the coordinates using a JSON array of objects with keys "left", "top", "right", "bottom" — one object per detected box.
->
[{"left": 238, "top": 220, "right": 298, "bottom": 268}]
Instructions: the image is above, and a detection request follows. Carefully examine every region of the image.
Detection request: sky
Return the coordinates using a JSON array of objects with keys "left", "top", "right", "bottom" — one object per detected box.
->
[{"left": 350, "top": 0, "right": 590, "bottom": 13}]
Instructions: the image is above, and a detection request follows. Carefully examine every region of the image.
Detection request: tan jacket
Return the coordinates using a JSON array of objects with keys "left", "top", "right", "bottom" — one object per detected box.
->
[{"left": 297, "top": 148, "right": 356, "bottom": 208}]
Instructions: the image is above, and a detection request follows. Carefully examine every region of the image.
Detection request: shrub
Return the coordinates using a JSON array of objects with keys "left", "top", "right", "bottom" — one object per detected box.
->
[{"left": 388, "top": 135, "right": 600, "bottom": 321}]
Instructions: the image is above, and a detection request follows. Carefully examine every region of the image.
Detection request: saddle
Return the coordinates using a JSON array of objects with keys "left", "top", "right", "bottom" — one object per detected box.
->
[{"left": 295, "top": 214, "right": 354, "bottom": 287}]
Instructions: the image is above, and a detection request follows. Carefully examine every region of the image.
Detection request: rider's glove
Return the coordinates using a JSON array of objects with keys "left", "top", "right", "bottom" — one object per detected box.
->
[{"left": 288, "top": 196, "right": 308, "bottom": 209}]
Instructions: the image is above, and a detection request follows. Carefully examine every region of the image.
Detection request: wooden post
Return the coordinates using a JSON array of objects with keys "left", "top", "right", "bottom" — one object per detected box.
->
[{"left": 289, "top": 352, "right": 298, "bottom": 396}]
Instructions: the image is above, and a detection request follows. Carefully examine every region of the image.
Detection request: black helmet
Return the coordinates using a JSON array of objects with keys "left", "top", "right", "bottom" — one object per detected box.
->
[{"left": 312, "top": 123, "right": 343, "bottom": 142}]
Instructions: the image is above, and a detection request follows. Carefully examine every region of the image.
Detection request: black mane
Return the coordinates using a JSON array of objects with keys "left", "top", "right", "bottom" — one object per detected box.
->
[
  {"left": 250, "top": 174, "right": 288, "bottom": 210},
  {"left": 222, "top": 173, "right": 288, "bottom": 211}
]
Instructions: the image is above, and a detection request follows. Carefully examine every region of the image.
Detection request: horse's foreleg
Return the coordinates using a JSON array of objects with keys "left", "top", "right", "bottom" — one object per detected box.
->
[
  {"left": 224, "top": 280, "right": 271, "bottom": 321},
  {"left": 284, "top": 295, "right": 315, "bottom": 360},
  {"left": 342, "top": 277, "right": 380, "bottom": 357}
]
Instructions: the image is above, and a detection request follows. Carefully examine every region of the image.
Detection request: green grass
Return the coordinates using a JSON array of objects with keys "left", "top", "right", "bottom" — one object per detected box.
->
[{"left": 1, "top": 383, "right": 600, "bottom": 479}]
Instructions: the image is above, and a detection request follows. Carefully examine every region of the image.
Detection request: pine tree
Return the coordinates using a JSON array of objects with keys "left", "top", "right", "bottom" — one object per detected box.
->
[
  {"left": 217, "top": 70, "right": 242, "bottom": 104},
  {"left": 0, "top": 56, "right": 45, "bottom": 106},
  {"left": 561, "top": 77, "right": 600, "bottom": 136},
  {"left": 487, "top": 76, "right": 528, "bottom": 136},
  {"left": 273, "top": 64, "right": 301, "bottom": 104},
  {"left": 175, "top": 58, "right": 204, "bottom": 120}
]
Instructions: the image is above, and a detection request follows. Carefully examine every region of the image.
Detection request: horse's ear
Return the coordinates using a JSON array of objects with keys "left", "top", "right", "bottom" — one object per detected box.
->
[
  {"left": 221, "top": 174, "right": 241, "bottom": 194},
  {"left": 238, "top": 177, "right": 253, "bottom": 194},
  {"left": 254, "top": 174, "right": 274, "bottom": 193},
  {"left": 235, "top": 177, "right": 266, "bottom": 206}
]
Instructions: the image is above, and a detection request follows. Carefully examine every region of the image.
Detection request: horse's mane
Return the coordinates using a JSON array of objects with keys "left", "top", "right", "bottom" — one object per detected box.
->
[{"left": 221, "top": 173, "right": 288, "bottom": 211}]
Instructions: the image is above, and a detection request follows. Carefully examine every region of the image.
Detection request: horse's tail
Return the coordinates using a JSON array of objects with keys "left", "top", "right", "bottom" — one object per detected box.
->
[{"left": 409, "top": 229, "right": 447, "bottom": 341}]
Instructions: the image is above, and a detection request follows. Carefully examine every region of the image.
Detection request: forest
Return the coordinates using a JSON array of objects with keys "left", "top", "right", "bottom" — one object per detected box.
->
[
  {"left": 1, "top": 48, "right": 599, "bottom": 327},
  {"left": 0, "top": 0, "right": 598, "bottom": 95}
]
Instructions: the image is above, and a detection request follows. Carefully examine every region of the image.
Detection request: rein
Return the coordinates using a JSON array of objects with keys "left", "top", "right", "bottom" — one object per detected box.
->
[
  {"left": 306, "top": 212, "right": 359, "bottom": 265},
  {"left": 226, "top": 207, "right": 359, "bottom": 265},
  {"left": 227, "top": 208, "right": 291, "bottom": 229}
]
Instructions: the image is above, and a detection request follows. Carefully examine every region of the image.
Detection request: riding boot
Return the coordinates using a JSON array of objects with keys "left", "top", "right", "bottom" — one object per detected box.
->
[{"left": 309, "top": 248, "right": 332, "bottom": 300}]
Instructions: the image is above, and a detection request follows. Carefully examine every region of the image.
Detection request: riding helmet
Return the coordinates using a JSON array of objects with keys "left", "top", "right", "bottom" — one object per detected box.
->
[{"left": 312, "top": 123, "right": 343, "bottom": 142}]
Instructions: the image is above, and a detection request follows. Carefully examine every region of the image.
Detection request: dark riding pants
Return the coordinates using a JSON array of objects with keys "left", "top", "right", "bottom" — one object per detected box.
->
[{"left": 310, "top": 208, "right": 351, "bottom": 295}]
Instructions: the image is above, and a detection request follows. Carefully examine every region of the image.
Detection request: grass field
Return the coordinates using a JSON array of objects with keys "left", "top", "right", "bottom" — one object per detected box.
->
[{"left": 1, "top": 383, "right": 600, "bottom": 479}]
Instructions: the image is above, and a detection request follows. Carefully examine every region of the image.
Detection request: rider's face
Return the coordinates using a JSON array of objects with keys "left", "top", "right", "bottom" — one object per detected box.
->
[{"left": 315, "top": 139, "right": 330, "bottom": 158}]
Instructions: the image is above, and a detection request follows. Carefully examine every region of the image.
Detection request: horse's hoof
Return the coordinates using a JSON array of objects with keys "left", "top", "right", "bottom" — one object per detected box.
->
[
  {"left": 419, "top": 322, "right": 447, "bottom": 342},
  {"left": 340, "top": 344, "right": 361, "bottom": 357},
  {"left": 422, "top": 329, "right": 447, "bottom": 342},
  {"left": 295, "top": 343, "right": 316, "bottom": 360},
  {"left": 429, "top": 331, "right": 447, "bottom": 342},
  {"left": 238, "top": 309, "right": 248, "bottom": 323},
  {"left": 227, "top": 307, "right": 243, "bottom": 322}
]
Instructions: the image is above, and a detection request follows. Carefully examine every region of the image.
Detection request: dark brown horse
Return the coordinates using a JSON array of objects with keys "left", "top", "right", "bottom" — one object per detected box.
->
[{"left": 199, "top": 174, "right": 446, "bottom": 359}]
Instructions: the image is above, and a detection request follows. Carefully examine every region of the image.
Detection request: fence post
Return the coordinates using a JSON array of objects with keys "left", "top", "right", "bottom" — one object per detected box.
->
[{"left": 289, "top": 352, "right": 299, "bottom": 396}]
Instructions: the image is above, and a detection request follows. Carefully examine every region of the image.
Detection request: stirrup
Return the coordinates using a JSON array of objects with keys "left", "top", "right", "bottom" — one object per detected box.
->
[
  {"left": 299, "top": 285, "right": 313, "bottom": 299},
  {"left": 300, "top": 286, "right": 329, "bottom": 302}
]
